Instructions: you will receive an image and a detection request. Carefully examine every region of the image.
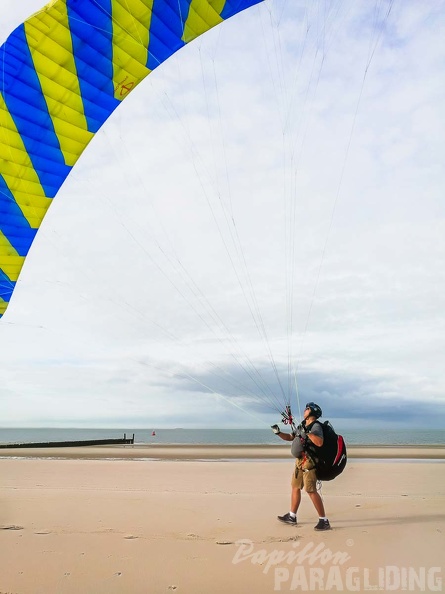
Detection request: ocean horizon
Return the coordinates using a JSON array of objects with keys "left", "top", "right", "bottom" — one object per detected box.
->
[{"left": 0, "top": 427, "right": 443, "bottom": 446}]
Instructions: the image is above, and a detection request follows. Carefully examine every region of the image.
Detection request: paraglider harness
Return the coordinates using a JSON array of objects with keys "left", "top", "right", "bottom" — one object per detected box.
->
[
  {"left": 302, "top": 419, "right": 347, "bottom": 481},
  {"left": 279, "top": 406, "right": 347, "bottom": 480}
]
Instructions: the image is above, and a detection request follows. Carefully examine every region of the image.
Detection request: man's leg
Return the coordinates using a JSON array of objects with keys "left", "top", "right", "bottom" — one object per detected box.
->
[
  {"left": 277, "top": 468, "right": 302, "bottom": 524},
  {"left": 307, "top": 491, "right": 325, "bottom": 517},
  {"left": 308, "top": 490, "right": 331, "bottom": 530},
  {"left": 291, "top": 486, "right": 301, "bottom": 514}
]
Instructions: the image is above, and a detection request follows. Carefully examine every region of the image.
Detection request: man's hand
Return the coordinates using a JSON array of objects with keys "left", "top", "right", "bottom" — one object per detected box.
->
[{"left": 271, "top": 424, "right": 280, "bottom": 434}]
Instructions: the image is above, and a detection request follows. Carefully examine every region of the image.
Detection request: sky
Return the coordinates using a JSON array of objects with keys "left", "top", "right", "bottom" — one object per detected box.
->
[{"left": 0, "top": 0, "right": 444, "bottom": 429}]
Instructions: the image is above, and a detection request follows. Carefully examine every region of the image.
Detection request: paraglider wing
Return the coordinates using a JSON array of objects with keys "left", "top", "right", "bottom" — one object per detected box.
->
[{"left": 0, "top": 0, "right": 263, "bottom": 317}]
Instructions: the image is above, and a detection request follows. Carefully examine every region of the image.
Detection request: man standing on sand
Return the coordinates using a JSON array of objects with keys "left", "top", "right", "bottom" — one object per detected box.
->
[{"left": 271, "top": 402, "right": 331, "bottom": 531}]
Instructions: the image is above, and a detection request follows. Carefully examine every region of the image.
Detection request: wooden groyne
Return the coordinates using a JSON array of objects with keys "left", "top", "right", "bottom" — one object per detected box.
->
[{"left": 0, "top": 433, "right": 135, "bottom": 449}]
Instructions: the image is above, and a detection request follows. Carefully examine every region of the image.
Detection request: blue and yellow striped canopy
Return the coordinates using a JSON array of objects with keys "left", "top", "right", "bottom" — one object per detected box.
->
[{"left": 0, "top": 0, "right": 263, "bottom": 318}]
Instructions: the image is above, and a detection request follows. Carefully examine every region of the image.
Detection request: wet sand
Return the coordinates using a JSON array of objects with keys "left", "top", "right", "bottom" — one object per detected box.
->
[{"left": 0, "top": 443, "right": 444, "bottom": 460}]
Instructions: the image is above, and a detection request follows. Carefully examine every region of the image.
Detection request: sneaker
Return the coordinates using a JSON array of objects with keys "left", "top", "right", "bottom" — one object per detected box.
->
[
  {"left": 314, "top": 519, "right": 331, "bottom": 531},
  {"left": 277, "top": 513, "right": 297, "bottom": 525}
]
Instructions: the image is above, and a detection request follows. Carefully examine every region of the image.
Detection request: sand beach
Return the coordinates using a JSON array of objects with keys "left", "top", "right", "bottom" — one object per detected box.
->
[{"left": 0, "top": 446, "right": 444, "bottom": 594}]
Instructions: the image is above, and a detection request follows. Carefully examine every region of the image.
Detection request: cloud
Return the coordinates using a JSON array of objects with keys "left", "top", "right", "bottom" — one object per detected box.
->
[
  {"left": 0, "top": 1, "right": 444, "bottom": 428},
  {"left": 162, "top": 359, "right": 445, "bottom": 427}
]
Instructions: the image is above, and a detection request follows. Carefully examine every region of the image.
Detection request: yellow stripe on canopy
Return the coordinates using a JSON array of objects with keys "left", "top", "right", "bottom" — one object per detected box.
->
[
  {"left": 183, "top": 0, "right": 225, "bottom": 43},
  {"left": 111, "top": 0, "right": 154, "bottom": 101},
  {"left": 0, "top": 299, "right": 8, "bottom": 316},
  {"left": 24, "top": 0, "right": 93, "bottom": 166},
  {"left": 0, "top": 96, "right": 49, "bottom": 229},
  {"left": 0, "top": 232, "right": 26, "bottom": 282}
]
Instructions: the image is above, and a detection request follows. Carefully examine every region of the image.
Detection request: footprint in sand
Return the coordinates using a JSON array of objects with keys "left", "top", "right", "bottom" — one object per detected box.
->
[
  {"left": 265, "top": 536, "right": 299, "bottom": 543},
  {"left": 34, "top": 530, "right": 51, "bottom": 535}
]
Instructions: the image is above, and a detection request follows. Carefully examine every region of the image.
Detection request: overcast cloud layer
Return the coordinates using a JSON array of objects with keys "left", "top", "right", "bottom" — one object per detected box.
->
[{"left": 1, "top": 1, "right": 444, "bottom": 429}]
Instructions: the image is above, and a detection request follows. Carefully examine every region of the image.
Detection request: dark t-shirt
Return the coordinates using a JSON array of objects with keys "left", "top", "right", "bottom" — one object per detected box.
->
[
  {"left": 292, "top": 420, "right": 324, "bottom": 439},
  {"left": 307, "top": 421, "right": 323, "bottom": 439}
]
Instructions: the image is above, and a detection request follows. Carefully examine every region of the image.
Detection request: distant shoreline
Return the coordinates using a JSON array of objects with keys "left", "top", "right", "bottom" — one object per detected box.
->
[{"left": 0, "top": 443, "right": 444, "bottom": 460}]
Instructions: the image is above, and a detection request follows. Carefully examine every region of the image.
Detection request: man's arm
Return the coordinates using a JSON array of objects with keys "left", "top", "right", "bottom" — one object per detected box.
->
[
  {"left": 277, "top": 431, "right": 294, "bottom": 442},
  {"left": 271, "top": 424, "right": 294, "bottom": 441},
  {"left": 307, "top": 423, "right": 324, "bottom": 447},
  {"left": 307, "top": 433, "right": 323, "bottom": 447},
  {"left": 273, "top": 429, "right": 294, "bottom": 442}
]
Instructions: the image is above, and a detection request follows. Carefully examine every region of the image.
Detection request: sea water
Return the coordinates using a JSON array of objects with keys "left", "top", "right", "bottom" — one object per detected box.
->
[{"left": 0, "top": 427, "right": 443, "bottom": 446}]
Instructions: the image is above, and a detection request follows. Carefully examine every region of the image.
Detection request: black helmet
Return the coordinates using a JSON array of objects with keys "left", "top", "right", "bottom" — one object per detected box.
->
[{"left": 305, "top": 402, "right": 322, "bottom": 418}]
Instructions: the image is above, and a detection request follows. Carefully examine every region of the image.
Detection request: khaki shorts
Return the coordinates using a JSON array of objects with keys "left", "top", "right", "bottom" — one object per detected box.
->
[{"left": 291, "top": 459, "right": 317, "bottom": 493}]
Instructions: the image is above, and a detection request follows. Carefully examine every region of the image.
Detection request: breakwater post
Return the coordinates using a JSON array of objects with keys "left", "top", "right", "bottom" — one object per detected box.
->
[{"left": 0, "top": 433, "right": 135, "bottom": 449}]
